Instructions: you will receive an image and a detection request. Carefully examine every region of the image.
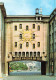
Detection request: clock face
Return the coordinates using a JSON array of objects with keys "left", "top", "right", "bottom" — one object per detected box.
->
[{"left": 22, "top": 30, "right": 32, "bottom": 41}]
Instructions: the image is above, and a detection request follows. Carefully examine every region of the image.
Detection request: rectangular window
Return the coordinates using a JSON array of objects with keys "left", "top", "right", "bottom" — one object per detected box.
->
[
  {"left": 19, "top": 24, "right": 22, "bottom": 29},
  {"left": 38, "top": 25, "right": 40, "bottom": 31},
  {"left": 33, "top": 34, "right": 35, "bottom": 39},
  {"left": 20, "top": 44, "right": 22, "bottom": 49},
  {"left": 15, "top": 26, "right": 17, "bottom": 30},
  {"left": 33, "top": 44, "right": 35, "bottom": 49},
  {"left": 38, "top": 42, "right": 40, "bottom": 47},
  {"left": 26, "top": 42, "right": 29, "bottom": 47},
  {"left": 33, "top": 24, "right": 35, "bottom": 29},
  {"left": 15, "top": 42, "right": 17, "bottom": 47},
  {"left": 19, "top": 34, "right": 22, "bottom": 39},
  {"left": 34, "top": 52, "right": 36, "bottom": 57},
  {"left": 26, "top": 26, "right": 28, "bottom": 30},
  {"left": 15, "top": 52, "right": 17, "bottom": 57}
]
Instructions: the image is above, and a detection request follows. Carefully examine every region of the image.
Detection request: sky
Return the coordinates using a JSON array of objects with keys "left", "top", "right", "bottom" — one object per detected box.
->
[{"left": 0, "top": 0, "right": 56, "bottom": 15}]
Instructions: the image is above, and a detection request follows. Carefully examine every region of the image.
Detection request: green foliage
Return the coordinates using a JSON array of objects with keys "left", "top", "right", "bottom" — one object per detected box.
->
[{"left": 9, "top": 62, "right": 28, "bottom": 70}]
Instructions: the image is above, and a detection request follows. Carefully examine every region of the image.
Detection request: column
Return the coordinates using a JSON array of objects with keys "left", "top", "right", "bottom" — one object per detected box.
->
[{"left": 25, "top": 52, "right": 26, "bottom": 57}]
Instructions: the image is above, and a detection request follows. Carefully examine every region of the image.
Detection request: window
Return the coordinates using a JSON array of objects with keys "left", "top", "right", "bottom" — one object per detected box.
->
[
  {"left": 20, "top": 44, "right": 22, "bottom": 49},
  {"left": 33, "top": 24, "right": 35, "bottom": 29},
  {"left": 38, "top": 25, "right": 40, "bottom": 31},
  {"left": 19, "top": 52, "right": 21, "bottom": 57},
  {"left": 38, "top": 42, "right": 40, "bottom": 47},
  {"left": 38, "top": 17, "right": 40, "bottom": 20},
  {"left": 34, "top": 52, "right": 36, "bottom": 57},
  {"left": 33, "top": 44, "right": 35, "bottom": 49},
  {"left": 15, "top": 25, "right": 17, "bottom": 30},
  {"left": 30, "top": 52, "right": 32, "bottom": 57},
  {"left": 19, "top": 24, "right": 22, "bottom": 29},
  {"left": 37, "top": 52, "right": 40, "bottom": 57},
  {"left": 26, "top": 26, "right": 29, "bottom": 30},
  {"left": 33, "top": 34, "right": 35, "bottom": 39},
  {"left": 15, "top": 42, "right": 17, "bottom": 47},
  {"left": 22, "top": 52, "right": 25, "bottom": 57},
  {"left": 26, "top": 52, "right": 29, "bottom": 57},
  {"left": 19, "top": 34, "right": 22, "bottom": 39},
  {"left": 15, "top": 52, "right": 17, "bottom": 57},
  {"left": 26, "top": 42, "right": 29, "bottom": 47}
]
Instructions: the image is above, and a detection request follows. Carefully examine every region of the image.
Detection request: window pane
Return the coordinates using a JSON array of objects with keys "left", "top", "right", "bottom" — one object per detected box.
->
[
  {"left": 19, "top": 24, "right": 22, "bottom": 29},
  {"left": 19, "top": 52, "right": 21, "bottom": 57},
  {"left": 37, "top": 52, "right": 40, "bottom": 57},
  {"left": 26, "top": 52, "right": 29, "bottom": 57},
  {"left": 33, "top": 34, "right": 35, "bottom": 39},
  {"left": 15, "top": 42, "right": 17, "bottom": 47},
  {"left": 20, "top": 34, "right": 22, "bottom": 39},
  {"left": 15, "top": 26, "right": 17, "bottom": 30},
  {"left": 38, "top": 25, "right": 40, "bottom": 31},
  {"left": 33, "top": 24, "right": 35, "bottom": 29},
  {"left": 26, "top": 26, "right": 28, "bottom": 30},
  {"left": 38, "top": 42, "right": 40, "bottom": 47},
  {"left": 26, "top": 42, "right": 29, "bottom": 47},
  {"left": 15, "top": 52, "right": 17, "bottom": 57},
  {"left": 20, "top": 44, "right": 22, "bottom": 49},
  {"left": 22, "top": 52, "right": 25, "bottom": 57},
  {"left": 33, "top": 44, "right": 35, "bottom": 49},
  {"left": 34, "top": 52, "right": 36, "bottom": 57},
  {"left": 30, "top": 52, "right": 32, "bottom": 57}
]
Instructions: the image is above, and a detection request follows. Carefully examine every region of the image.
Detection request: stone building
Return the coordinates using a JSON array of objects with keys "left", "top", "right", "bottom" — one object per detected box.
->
[{"left": 0, "top": 2, "right": 56, "bottom": 76}]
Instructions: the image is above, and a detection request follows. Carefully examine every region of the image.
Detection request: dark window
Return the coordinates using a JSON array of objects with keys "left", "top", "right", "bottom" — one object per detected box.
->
[
  {"left": 37, "top": 52, "right": 40, "bottom": 57},
  {"left": 19, "top": 24, "right": 22, "bottom": 29},
  {"left": 38, "top": 42, "right": 40, "bottom": 47},
  {"left": 26, "top": 42, "right": 29, "bottom": 47},
  {"left": 30, "top": 52, "right": 32, "bottom": 57},
  {"left": 15, "top": 26, "right": 17, "bottom": 30},
  {"left": 33, "top": 44, "right": 35, "bottom": 49},
  {"left": 26, "top": 26, "right": 28, "bottom": 30},
  {"left": 26, "top": 52, "right": 29, "bottom": 57},
  {"left": 20, "top": 34, "right": 22, "bottom": 39},
  {"left": 33, "top": 24, "right": 35, "bottom": 29},
  {"left": 34, "top": 52, "right": 36, "bottom": 57},
  {"left": 19, "top": 52, "right": 21, "bottom": 57},
  {"left": 20, "top": 44, "right": 22, "bottom": 49},
  {"left": 15, "top": 52, "right": 17, "bottom": 57},
  {"left": 22, "top": 52, "right": 25, "bottom": 57},
  {"left": 33, "top": 34, "right": 35, "bottom": 39},
  {"left": 38, "top": 25, "right": 40, "bottom": 31},
  {"left": 38, "top": 17, "right": 40, "bottom": 20},
  {"left": 15, "top": 42, "right": 17, "bottom": 47}
]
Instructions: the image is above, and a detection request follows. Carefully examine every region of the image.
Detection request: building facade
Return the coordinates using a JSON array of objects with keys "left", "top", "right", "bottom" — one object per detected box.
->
[{"left": 0, "top": 2, "right": 56, "bottom": 76}]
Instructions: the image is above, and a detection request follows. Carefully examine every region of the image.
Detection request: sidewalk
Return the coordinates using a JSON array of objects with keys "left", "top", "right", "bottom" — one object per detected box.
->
[{"left": 1, "top": 75, "right": 55, "bottom": 80}]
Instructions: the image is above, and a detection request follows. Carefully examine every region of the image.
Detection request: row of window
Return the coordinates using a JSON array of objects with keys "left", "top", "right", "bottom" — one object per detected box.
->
[
  {"left": 19, "top": 34, "right": 35, "bottom": 39},
  {"left": 15, "top": 24, "right": 40, "bottom": 31},
  {"left": 15, "top": 42, "right": 40, "bottom": 49},
  {"left": 12, "top": 52, "right": 40, "bottom": 57}
]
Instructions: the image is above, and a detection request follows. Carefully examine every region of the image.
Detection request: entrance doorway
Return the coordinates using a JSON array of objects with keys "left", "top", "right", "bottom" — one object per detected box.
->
[{"left": 8, "top": 61, "right": 41, "bottom": 75}]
